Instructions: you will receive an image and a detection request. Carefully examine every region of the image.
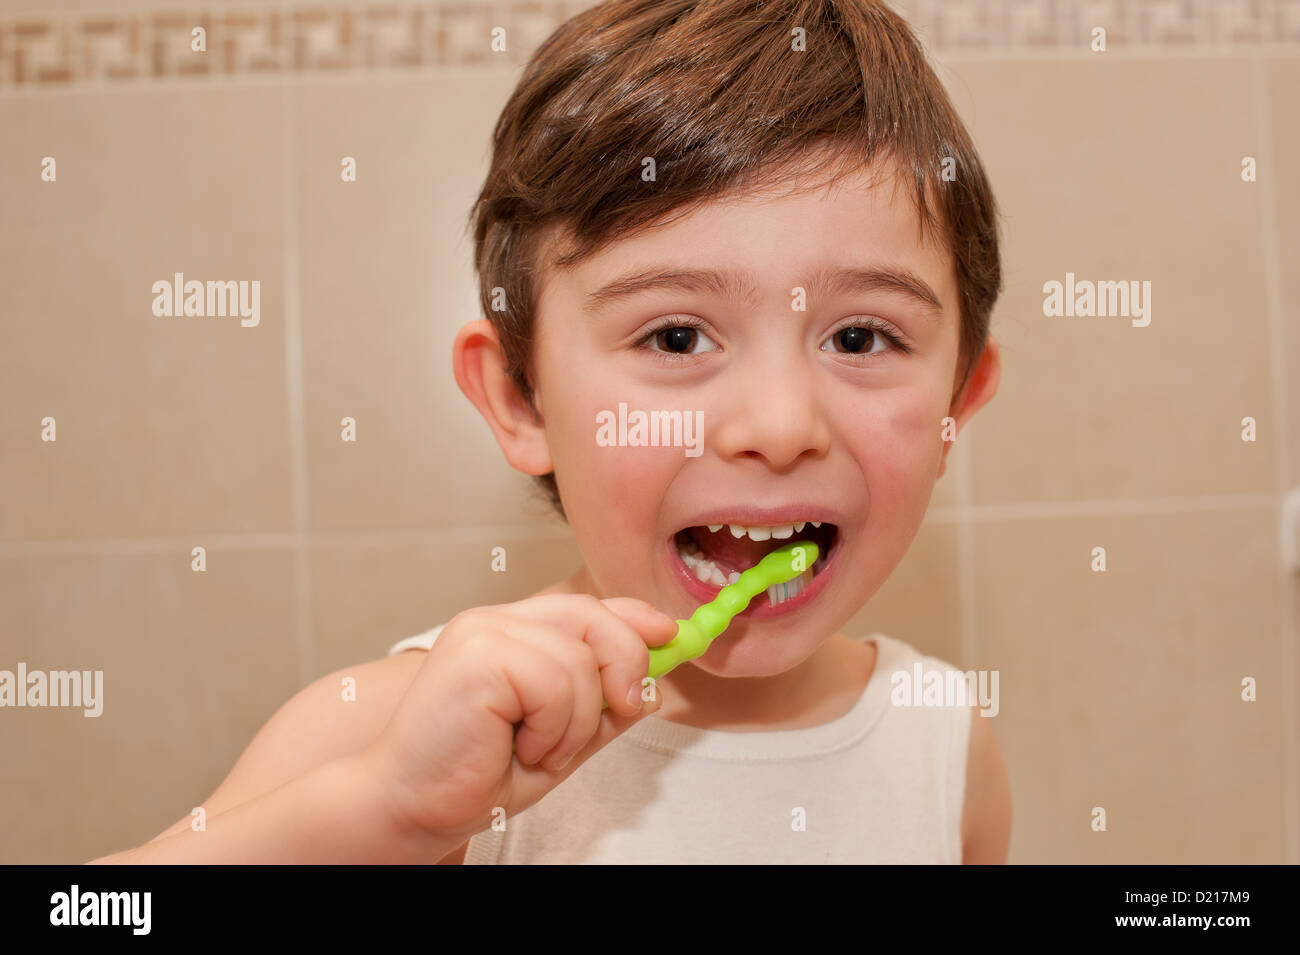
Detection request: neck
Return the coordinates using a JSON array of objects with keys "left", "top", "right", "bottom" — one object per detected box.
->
[{"left": 654, "top": 637, "right": 853, "bottom": 730}]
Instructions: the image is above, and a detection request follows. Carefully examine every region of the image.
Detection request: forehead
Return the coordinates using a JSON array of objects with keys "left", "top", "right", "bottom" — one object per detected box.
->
[{"left": 537, "top": 153, "right": 958, "bottom": 317}]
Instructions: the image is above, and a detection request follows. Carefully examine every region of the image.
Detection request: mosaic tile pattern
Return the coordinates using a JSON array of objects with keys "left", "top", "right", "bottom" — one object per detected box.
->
[{"left": 1, "top": 0, "right": 1295, "bottom": 91}]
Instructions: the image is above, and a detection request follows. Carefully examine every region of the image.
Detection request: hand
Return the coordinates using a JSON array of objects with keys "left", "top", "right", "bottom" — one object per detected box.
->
[{"left": 363, "top": 594, "right": 677, "bottom": 844}]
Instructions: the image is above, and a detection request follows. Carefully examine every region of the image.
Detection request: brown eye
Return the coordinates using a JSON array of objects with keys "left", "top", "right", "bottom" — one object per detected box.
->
[
  {"left": 821, "top": 319, "right": 908, "bottom": 357},
  {"left": 658, "top": 327, "right": 698, "bottom": 353},
  {"left": 835, "top": 327, "right": 872, "bottom": 353},
  {"left": 641, "top": 320, "right": 719, "bottom": 356}
]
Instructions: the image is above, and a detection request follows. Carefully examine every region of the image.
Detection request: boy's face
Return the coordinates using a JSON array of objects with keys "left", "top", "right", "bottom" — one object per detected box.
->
[{"left": 519, "top": 156, "right": 981, "bottom": 677}]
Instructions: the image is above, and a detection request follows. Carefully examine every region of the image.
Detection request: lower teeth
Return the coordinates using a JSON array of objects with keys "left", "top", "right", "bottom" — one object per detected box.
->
[
  {"left": 678, "top": 541, "right": 818, "bottom": 604},
  {"left": 680, "top": 549, "right": 732, "bottom": 588}
]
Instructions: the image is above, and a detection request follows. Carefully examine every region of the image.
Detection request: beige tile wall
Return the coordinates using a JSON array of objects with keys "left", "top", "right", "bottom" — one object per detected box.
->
[{"left": 1, "top": 0, "right": 1296, "bottom": 865}]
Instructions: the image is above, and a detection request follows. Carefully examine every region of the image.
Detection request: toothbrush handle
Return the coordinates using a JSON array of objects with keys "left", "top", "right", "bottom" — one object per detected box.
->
[
  {"left": 609, "top": 540, "right": 819, "bottom": 708},
  {"left": 516, "top": 541, "right": 818, "bottom": 746}
]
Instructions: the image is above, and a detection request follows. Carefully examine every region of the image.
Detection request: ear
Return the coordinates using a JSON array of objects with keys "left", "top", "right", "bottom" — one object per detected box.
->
[
  {"left": 452, "top": 319, "right": 554, "bottom": 476},
  {"left": 937, "top": 335, "right": 1001, "bottom": 479}
]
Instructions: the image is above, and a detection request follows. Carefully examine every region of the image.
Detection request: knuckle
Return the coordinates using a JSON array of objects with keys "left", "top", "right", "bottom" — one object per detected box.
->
[
  {"left": 460, "top": 625, "right": 510, "bottom": 663},
  {"left": 443, "top": 607, "right": 497, "bottom": 641},
  {"left": 447, "top": 605, "right": 493, "bottom": 627},
  {"left": 550, "top": 631, "right": 596, "bottom": 669},
  {"left": 563, "top": 592, "right": 605, "bottom": 616},
  {"left": 550, "top": 671, "right": 576, "bottom": 711}
]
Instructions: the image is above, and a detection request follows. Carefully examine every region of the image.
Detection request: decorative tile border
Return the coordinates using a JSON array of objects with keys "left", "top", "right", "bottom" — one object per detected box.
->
[
  {"left": 897, "top": 0, "right": 1300, "bottom": 49},
  {"left": 0, "top": 1, "right": 590, "bottom": 88},
  {"left": 1, "top": 0, "right": 1296, "bottom": 90}
]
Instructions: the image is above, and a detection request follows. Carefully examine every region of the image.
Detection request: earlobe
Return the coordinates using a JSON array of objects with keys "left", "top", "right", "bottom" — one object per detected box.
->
[{"left": 452, "top": 319, "right": 554, "bottom": 476}]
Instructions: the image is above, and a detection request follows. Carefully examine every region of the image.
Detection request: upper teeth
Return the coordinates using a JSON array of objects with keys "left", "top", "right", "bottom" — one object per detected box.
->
[{"left": 704, "top": 522, "right": 821, "bottom": 539}]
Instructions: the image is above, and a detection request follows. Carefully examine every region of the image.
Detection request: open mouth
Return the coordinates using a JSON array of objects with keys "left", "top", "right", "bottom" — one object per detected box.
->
[{"left": 668, "top": 519, "right": 841, "bottom": 615}]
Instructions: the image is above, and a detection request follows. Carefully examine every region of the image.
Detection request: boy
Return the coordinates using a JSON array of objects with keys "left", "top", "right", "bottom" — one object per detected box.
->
[{"left": 93, "top": 0, "right": 1011, "bottom": 864}]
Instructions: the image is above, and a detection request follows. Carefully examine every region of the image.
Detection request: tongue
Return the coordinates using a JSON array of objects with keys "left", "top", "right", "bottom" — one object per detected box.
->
[{"left": 685, "top": 526, "right": 787, "bottom": 573}]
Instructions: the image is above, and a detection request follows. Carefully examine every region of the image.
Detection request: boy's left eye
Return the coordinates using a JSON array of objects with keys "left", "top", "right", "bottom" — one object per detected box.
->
[{"left": 820, "top": 319, "right": 909, "bottom": 356}]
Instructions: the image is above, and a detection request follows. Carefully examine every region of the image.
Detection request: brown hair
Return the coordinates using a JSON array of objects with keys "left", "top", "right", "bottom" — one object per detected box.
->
[{"left": 468, "top": 0, "right": 1002, "bottom": 518}]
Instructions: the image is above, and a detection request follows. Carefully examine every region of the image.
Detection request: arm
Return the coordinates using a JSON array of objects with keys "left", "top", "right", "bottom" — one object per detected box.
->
[
  {"left": 87, "top": 651, "right": 465, "bottom": 864},
  {"left": 960, "top": 705, "right": 1012, "bottom": 864},
  {"left": 88, "top": 750, "right": 460, "bottom": 864}
]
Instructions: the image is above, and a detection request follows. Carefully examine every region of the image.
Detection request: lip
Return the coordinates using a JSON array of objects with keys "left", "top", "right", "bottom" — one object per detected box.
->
[{"left": 664, "top": 509, "right": 844, "bottom": 620}]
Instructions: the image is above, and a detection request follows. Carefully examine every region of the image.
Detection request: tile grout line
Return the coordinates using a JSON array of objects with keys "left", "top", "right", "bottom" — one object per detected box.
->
[
  {"left": 1251, "top": 55, "right": 1298, "bottom": 866},
  {"left": 921, "top": 47, "right": 1300, "bottom": 63},
  {"left": 942, "top": 492, "right": 1276, "bottom": 521},
  {"left": 3, "top": 50, "right": 1300, "bottom": 102},
  {"left": 282, "top": 78, "right": 314, "bottom": 688},
  {"left": 0, "top": 495, "right": 1278, "bottom": 557},
  {"left": 0, "top": 524, "right": 576, "bottom": 556}
]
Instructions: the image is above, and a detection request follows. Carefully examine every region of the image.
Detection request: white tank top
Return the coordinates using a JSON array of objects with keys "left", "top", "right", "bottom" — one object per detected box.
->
[{"left": 388, "top": 626, "right": 971, "bottom": 863}]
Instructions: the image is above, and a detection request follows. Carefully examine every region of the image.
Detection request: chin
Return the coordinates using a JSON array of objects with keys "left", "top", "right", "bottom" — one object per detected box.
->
[{"left": 680, "top": 622, "right": 823, "bottom": 677}]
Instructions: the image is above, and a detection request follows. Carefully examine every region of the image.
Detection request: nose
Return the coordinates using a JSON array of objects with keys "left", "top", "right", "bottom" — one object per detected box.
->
[{"left": 708, "top": 349, "right": 831, "bottom": 471}]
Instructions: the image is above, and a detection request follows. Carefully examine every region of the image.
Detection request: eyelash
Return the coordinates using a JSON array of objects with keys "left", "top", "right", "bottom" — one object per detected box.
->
[
  {"left": 633, "top": 316, "right": 713, "bottom": 363},
  {"left": 824, "top": 318, "right": 914, "bottom": 356},
  {"left": 632, "top": 315, "right": 913, "bottom": 360}
]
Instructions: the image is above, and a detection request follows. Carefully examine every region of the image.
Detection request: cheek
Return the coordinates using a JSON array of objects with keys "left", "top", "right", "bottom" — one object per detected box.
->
[
  {"left": 557, "top": 444, "right": 674, "bottom": 524},
  {"left": 843, "top": 385, "right": 945, "bottom": 485},
  {"left": 839, "top": 385, "right": 945, "bottom": 565},
  {"left": 545, "top": 383, "right": 684, "bottom": 537},
  {"left": 552, "top": 424, "right": 685, "bottom": 599},
  {"left": 834, "top": 388, "right": 945, "bottom": 606}
]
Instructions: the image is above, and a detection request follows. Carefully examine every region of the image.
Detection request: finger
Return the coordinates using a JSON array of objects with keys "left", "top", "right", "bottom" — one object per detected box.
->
[
  {"left": 503, "top": 620, "right": 604, "bottom": 772},
  {"left": 502, "top": 594, "right": 670, "bottom": 719},
  {"left": 473, "top": 631, "right": 574, "bottom": 767},
  {"left": 567, "top": 681, "right": 666, "bottom": 768},
  {"left": 508, "top": 679, "right": 667, "bottom": 807},
  {"left": 599, "top": 598, "right": 680, "bottom": 647}
]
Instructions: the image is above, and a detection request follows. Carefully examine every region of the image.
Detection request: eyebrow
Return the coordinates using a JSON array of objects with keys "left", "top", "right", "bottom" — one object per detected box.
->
[{"left": 582, "top": 264, "right": 945, "bottom": 319}]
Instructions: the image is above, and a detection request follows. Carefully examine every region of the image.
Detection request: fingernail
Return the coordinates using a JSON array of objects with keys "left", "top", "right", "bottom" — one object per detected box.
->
[{"left": 625, "top": 682, "right": 644, "bottom": 710}]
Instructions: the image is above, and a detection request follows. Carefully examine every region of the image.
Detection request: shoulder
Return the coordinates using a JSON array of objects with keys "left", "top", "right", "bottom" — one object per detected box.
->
[{"left": 959, "top": 705, "right": 1012, "bottom": 864}]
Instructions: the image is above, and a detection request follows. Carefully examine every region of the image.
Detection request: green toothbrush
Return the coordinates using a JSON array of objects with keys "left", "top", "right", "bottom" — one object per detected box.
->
[
  {"left": 512, "top": 539, "right": 818, "bottom": 754},
  {"left": 641, "top": 538, "right": 819, "bottom": 686}
]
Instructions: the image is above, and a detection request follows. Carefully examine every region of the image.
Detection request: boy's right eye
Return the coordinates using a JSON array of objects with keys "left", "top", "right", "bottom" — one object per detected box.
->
[{"left": 637, "top": 317, "right": 720, "bottom": 356}]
